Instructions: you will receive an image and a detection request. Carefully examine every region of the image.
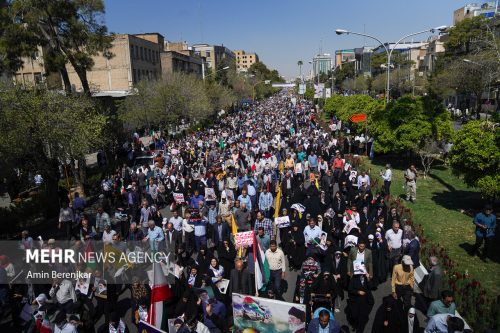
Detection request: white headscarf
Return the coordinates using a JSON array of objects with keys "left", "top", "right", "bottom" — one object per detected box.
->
[{"left": 407, "top": 307, "right": 416, "bottom": 333}]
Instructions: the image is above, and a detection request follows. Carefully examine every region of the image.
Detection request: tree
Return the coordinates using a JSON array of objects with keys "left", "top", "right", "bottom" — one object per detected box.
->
[
  {"left": 371, "top": 95, "right": 453, "bottom": 153},
  {"left": 0, "top": 82, "right": 106, "bottom": 208},
  {"left": 448, "top": 121, "right": 500, "bottom": 200},
  {"left": 333, "top": 62, "right": 355, "bottom": 90},
  {"left": 323, "top": 94, "right": 384, "bottom": 126},
  {"left": 119, "top": 72, "right": 212, "bottom": 132},
  {"left": 10, "top": 0, "right": 114, "bottom": 95},
  {"left": 416, "top": 139, "right": 441, "bottom": 178}
]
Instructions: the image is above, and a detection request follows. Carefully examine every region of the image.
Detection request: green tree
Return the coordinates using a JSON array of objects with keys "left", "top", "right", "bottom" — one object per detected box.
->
[
  {"left": 371, "top": 95, "right": 453, "bottom": 153},
  {"left": 0, "top": 82, "right": 106, "bottom": 207},
  {"left": 10, "top": 0, "right": 114, "bottom": 95},
  {"left": 119, "top": 72, "right": 212, "bottom": 132},
  {"left": 323, "top": 94, "right": 384, "bottom": 126},
  {"left": 448, "top": 121, "right": 500, "bottom": 200}
]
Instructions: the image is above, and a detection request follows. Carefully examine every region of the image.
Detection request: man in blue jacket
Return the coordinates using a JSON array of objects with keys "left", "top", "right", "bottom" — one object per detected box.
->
[
  {"left": 470, "top": 204, "right": 496, "bottom": 261},
  {"left": 307, "top": 309, "right": 340, "bottom": 333}
]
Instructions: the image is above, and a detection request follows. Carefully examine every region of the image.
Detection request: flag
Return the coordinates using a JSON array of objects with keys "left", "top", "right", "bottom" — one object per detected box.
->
[
  {"left": 231, "top": 213, "right": 238, "bottom": 235},
  {"left": 274, "top": 183, "right": 281, "bottom": 219},
  {"left": 85, "top": 240, "right": 97, "bottom": 271},
  {"left": 219, "top": 137, "right": 225, "bottom": 150},
  {"left": 149, "top": 261, "right": 172, "bottom": 330},
  {"left": 35, "top": 313, "right": 53, "bottom": 333},
  {"left": 138, "top": 320, "right": 167, "bottom": 333},
  {"left": 253, "top": 234, "right": 270, "bottom": 291}
]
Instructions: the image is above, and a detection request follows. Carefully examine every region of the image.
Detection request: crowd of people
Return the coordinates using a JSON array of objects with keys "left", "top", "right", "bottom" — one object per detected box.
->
[{"left": 0, "top": 91, "right": 473, "bottom": 333}]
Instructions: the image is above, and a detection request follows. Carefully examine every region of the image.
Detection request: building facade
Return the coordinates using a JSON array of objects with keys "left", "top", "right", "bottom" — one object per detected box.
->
[
  {"left": 454, "top": 2, "right": 498, "bottom": 24},
  {"left": 65, "top": 33, "right": 163, "bottom": 93},
  {"left": 235, "top": 50, "right": 259, "bottom": 72},
  {"left": 192, "top": 44, "right": 235, "bottom": 70},
  {"left": 312, "top": 53, "right": 332, "bottom": 77},
  {"left": 161, "top": 41, "right": 203, "bottom": 77},
  {"left": 12, "top": 46, "right": 61, "bottom": 89},
  {"left": 335, "top": 49, "right": 356, "bottom": 68}
]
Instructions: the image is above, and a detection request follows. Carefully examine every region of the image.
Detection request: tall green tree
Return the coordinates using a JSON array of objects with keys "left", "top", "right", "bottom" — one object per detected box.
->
[
  {"left": 448, "top": 121, "right": 500, "bottom": 200},
  {"left": 0, "top": 82, "right": 106, "bottom": 208},
  {"left": 10, "top": 0, "right": 114, "bottom": 95},
  {"left": 371, "top": 95, "right": 453, "bottom": 153}
]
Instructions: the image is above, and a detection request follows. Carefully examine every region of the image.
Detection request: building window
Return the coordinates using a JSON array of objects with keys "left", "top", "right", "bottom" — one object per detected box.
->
[
  {"left": 206, "top": 51, "right": 211, "bottom": 58},
  {"left": 140, "top": 47, "right": 144, "bottom": 60},
  {"left": 34, "top": 72, "right": 42, "bottom": 84}
]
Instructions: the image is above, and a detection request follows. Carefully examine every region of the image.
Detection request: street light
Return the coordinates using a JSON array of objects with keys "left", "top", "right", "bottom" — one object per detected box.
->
[
  {"left": 202, "top": 65, "right": 230, "bottom": 81},
  {"left": 335, "top": 26, "right": 447, "bottom": 103}
]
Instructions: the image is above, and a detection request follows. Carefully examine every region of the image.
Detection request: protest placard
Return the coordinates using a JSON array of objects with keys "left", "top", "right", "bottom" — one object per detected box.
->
[
  {"left": 275, "top": 216, "right": 290, "bottom": 228},
  {"left": 205, "top": 188, "right": 217, "bottom": 201},
  {"left": 173, "top": 192, "right": 185, "bottom": 204},
  {"left": 235, "top": 231, "right": 254, "bottom": 247}
]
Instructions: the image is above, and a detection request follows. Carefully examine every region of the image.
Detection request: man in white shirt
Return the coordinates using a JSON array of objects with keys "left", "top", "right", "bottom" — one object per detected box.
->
[
  {"left": 356, "top": 171, "right": 371, "bottom": 189},
  {"left": 265, "top": 240, "right": 286, "bottom": 296},
  {"left": 385, "top": 221, "right": 403, "bottom": 273},
  {"left": 101, "top": 223, "right": 116, "bottom": 245},
  {"left": 49, "top": 278, "right": 77, "bottom": 313},
  {"left": 303, "top": 218, "right": 322, "bottom": 256},
  {"left": 380, "top": 164, "right": 392, "bottom": 195},
  {"left": 168, "top": 210, "right": 183, "bottom": 232}
]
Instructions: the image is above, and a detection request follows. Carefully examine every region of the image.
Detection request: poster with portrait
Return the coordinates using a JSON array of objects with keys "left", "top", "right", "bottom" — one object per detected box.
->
[
  {"left": 205, "top": 188, "right": 217, "bottom": 202},
  {"left": 217, "top": 279, "right": 230, "bottom": 294},
  {"left": 275, "top": 216, "right": 290, "bottom": 228},
  {"left": 232, "top": 293, "right": 306, "bottom": 333},
  {"left": 94, "top": 278, "right": 107, "bottom": 297},
  {"left": 318, "top": 231, "right": 328, "bottom": 250},
  {"left": 353, "top": 259, "right": 367, "bottom": 275}
]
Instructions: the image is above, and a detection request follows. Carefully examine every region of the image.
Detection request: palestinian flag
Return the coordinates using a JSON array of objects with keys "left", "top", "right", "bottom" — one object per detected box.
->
[
  {"left": 243, "top": 296, "right": 266, "bottom": 317},
  {"left": 253, "top": 234, "right": 270, "bottom": 292},
  {"left": 149, "top": 261, "right": 173, "bottom": 330}
]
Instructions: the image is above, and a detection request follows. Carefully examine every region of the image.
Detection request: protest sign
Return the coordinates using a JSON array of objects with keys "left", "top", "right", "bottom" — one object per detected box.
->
[
  {"left": 173, "top": 192, "right": 184, "bottom": 204},
  {"left": 205, "top": 188, "right": 217, "bottom": 201},
  {"left": 235, "top": 231, "right": 254, "bottom": 247},
  {"left": 232, "top": 293, "right": 306, "bottom": 333},
  {"left": 275, "top": 216, "right": 290, "bottom": 228}
]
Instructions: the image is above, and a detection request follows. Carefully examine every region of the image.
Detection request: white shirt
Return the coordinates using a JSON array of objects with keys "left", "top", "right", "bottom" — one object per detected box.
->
[
  {"left": 102, "top": 229, "right": 116, "bottom": 244},
  {"left": 385, "top": 229, "right": 403, "bottom": 250},
  {"left": 303, "top": 225, "right": 322, "bottom": 244},
  {"left": 182, "top": 218, "right": 194, "bottom": 233},
  {"left": 356, "top": 250, "right": 365, "bottom": 262},
  {"left": 168, "top": 216, "right": 183, "bottom": 232},
  {"left": 382, "top": 169, "right": 392, "bottom": 182}
]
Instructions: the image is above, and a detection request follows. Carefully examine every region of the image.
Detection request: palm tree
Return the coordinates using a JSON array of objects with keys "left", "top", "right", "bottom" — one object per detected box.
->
[{"left": 297, "top": 60, "right": 303, "bottom": 80}]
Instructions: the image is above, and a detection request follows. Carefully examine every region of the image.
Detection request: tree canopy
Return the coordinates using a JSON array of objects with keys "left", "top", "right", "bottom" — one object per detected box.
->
[
  {"left": 371, "top": 95, "right": 453, "bottom": 153},
  {"left": 448, "top": 121, "right": 500, "bottom": 200}
]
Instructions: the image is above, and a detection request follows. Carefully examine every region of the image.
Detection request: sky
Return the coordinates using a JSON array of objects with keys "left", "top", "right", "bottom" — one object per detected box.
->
[{"left": 103, "top": 0, "right": 461, "bottom": 79}]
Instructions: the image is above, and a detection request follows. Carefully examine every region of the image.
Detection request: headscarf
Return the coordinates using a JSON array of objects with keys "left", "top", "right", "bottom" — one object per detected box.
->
[{"left": 407, "top": 307, "right": 416, "bottom": 333}]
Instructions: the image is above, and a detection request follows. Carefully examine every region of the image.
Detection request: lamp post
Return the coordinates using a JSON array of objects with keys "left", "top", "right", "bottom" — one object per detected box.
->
[
  {"left": 335, "top": 26, "right": 447, "bottom": 103},
  {"left": 202, "top": 65, "right": 230, "bottom": 82}
]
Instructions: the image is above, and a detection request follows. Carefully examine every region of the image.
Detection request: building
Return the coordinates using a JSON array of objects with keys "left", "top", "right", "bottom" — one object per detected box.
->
[
  {"left": 12, "top": 46, "right": 62, "bottom": 89},
  {"left": 161, "top": 41, "right": 203, "bottom": 77},
  {"left": 234, "top": 50, "right": 259, "bottom": 72},
  {"left": 66, "top": 33, "right": 163, "bottom": 93},
  {"left": 335, "top": 49, "right": 356, "bottom": 68},
  {"left": 422, "top": 36, "right": 446, "bottom": 75},
  {"left": 312, "top": 53, "right": 332, "bottom": 77},
  {"left": 454, "top": 2, "right": 498, "bottom": 24},
  {"left": 192, "top": 44, "right": 235, "bottom": 70},
  {"left": 353, "top": 47, "right": 374, "bottom": 76}
]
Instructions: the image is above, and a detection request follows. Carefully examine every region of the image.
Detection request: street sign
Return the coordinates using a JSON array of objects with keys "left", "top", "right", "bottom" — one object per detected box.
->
[{"left": 349, "top": 113, "right": 367, "bottom": 123}]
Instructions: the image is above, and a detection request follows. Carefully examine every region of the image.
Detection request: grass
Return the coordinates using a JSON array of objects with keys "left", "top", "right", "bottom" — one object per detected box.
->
[{"left": 365, "top": 158, "right": 500, "bottom": 296}]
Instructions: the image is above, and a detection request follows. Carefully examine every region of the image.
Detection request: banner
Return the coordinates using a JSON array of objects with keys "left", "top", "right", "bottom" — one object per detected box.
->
[
  {"left": 204, "top": 188, "right": 217, "bottom": 201},
  {"left": 275, "top": 216, "right": 290, "bottom": 228},
  {"left": 232, "top": 293, "right": 306, "bottom": 333},
  {"left": 314, "top": 83, "right": 324, "bottom": 98},
  {"left": 325, "top": 88, "right": 331, "bottom": 98},
  {"left": 138, "top": 320, "right": 167, "bottom": 333},
  {"left": 235, "top": 231, "right": 254, "bottom": 247},
  {"left": 173, "top": 192, "right": 184, "bottom": 204},
  {"left": 298, "top": 84, "right": 306, "bottom": 95}
]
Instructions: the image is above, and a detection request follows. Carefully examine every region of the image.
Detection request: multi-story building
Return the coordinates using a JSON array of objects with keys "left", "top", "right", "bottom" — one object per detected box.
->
[
  {"left": 234, "top": 50, "right": 259, "bottom": 72},
  {"left": 161, "top": 41, "right": 203, "bottom": 77},
  {"left": 312, "top": 53, "right": 332, "bottom": 77},
  {"left": 12, "top": 46, "right": 61, "bottom": 89},
  {"left": 353, "top": 47, "right": 374, "bottom": 76},
  {"left": 65, "top": 33, "right": 163, "bottom": 93},
  {"left": 454, "top": 2, "right": 498, "bottom": 24},
  {"left": 335, "top": 49, "right": 356, "bottom": 68},
  {"left": 422, "top": 36, "right": 446, "bottom": 75},
  {"left": 192, "top": 44, "right": 235, "bottom": 71}
]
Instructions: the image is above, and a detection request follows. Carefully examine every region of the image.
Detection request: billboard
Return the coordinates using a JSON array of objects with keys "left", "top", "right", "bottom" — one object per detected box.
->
[
  {"left": 232, "top": 293, "right": 306, "bottom": 333},
  {"left": 314, "top": 83, "right": 324, "bottom": 98}
]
